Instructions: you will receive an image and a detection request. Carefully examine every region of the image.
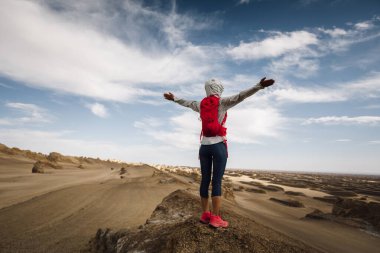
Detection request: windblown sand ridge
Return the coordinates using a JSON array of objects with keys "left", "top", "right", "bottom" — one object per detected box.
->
[{"left": 0, "top": 144, "right": 188, "bottom": 252}]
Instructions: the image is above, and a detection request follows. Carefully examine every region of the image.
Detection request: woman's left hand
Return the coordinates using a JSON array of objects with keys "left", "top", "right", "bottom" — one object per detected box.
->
[{"left": 260, "top": 77, "right": 275, "bottom": 87}]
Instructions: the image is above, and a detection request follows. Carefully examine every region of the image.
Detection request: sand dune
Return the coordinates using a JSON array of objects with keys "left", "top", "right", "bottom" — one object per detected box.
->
[
  {"left": 1, "top": 144, "right": 379, "bottom": 252},
  {"left": 0, "top": 153, "right": 187, "bottom": 252}
]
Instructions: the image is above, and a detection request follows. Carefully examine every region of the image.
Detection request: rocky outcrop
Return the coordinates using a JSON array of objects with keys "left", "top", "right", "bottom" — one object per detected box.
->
[
  {"left": 86, "top": 190, "right": 321, "bottom": 253},
  {"left": 0, "top": 143, "right": 46, "bottom": 160},
  {"left": 285, "top": 191, "right": 306, "bottom": 196},
  {"left": 269, "top": 198, "right": 304, "bottom": 207},
  {"left": 313, "top": 196, "right": 340, "bottom": 204},
  {"left": 305, "top": 199, "right": 380, "bottom": 233},
  {"left": 260, "top": 185, "right": 284, "bottom": 192},
  {"left": 32, "top": 161, "right": 45, "bottom": 173},
  {"left": 47, "top": 152, "right": 62, "bottom": 163},
  {"left": 119, "top": 167, "right": 127, "bottom": 175},
  {"left": 327, "top": 190, "right": 357, "bottom": 197},
  {"left": 245, "top": 187, "right": 266, "bottom": 194},
  {"left": 239, "top": 181, "right": 283, "bottom": 192},
  {"left": 305, "top": 209, "right": 327, "bottom": 220},
  {"left": 222, "top": 182, "right": 235, "bottom": 201},
  {"left": 332, "top": 198, "right": 380, "bottom": 232},
  {"left": 31, "top": 160, "right": 62, "bottom": 173},
  {"left": 240, "top": 181, "right": 263, "bottom": 187}
]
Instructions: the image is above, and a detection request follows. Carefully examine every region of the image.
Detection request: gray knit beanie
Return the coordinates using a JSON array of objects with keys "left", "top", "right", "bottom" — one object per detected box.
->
[{"left": 205, "top": 78, "right": 224, "bottom": 97}]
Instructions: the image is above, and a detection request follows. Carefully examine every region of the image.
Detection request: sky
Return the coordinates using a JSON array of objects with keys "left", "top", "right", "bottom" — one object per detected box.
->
[{"left": 0, "top": 0, "right": 380, "bottom": 175}]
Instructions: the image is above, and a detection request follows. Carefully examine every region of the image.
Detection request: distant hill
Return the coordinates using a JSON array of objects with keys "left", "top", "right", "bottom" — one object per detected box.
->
[{"left": 0, "top": 143, "right": 124, "bottom": 166}]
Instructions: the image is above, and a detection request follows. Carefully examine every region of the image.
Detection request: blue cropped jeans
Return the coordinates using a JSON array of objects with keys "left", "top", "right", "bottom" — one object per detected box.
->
[{"left": 199, "top": 142, "right": 228, "bottom": 198}]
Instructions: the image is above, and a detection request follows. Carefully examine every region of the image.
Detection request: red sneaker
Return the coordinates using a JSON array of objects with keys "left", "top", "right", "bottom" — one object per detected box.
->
[
  {"left": 209, "top": 214, "right": 229, "bottom": 228},
  {"left": 200, "top": 211, "right": 211, "bottom": 224}
]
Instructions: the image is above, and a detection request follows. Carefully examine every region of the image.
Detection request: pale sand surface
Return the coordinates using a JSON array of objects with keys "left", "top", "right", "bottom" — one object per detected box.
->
[
  {"left": 0, "top": 155, "right": 115, "bottom": 209},
  {"left": 234, "top": 191, "right": 380, "bottom": 253},
  {"left": 0, "top": 156, "right": 187, "bottom": 252},
  {"left": 226, "top": 175, "right": 330, "bottom": 198}
]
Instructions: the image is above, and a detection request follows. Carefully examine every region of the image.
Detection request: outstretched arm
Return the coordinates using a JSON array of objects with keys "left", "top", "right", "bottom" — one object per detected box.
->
[
  {"left": 221, "top": 77, "right": 275, "bottom": 109},
  {"left": 163, "top": 92, "right": 200, "bottom": 112}
]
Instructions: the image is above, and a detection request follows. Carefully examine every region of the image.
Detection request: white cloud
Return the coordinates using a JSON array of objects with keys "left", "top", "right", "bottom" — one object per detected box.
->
[
  {"left": 4, "top": 102, "right": 51, "bottom": 124},
  {"left": 335, "top": 139, "right": 351, "bottom": 142},
  {"left": 134, "top": 112, "right": 200, "bottom": 150},
  {"left": 1, "top": 0, "right": 379, "bottom": 104},
  {"left": 271, "top": 86, "right": 347, "bottom": 103},
  {"left": 303, "top": 116, "right": 380, "bottom": 125},
  {"left": 299, "top": 0, "right": 320, "bottom": 5},
  {"left": 133, "top": 117, "right": 163, "bottom": 129},
  {"left": 227, "top": 31, "right": 318, "bottom": 60},
  {"left": 238, "top": 0, "right": 251, "bottom": 4},
  {"left": 363, "top": 104, "right": 380, "bottom": 109},
  {"left": 321, "top": 19, "right": 380, "bottom": 53},
  {"left": 0, "top": 0, "right": 216, "bottom": 103},
  {"left": 266, "top": 52, "right": 320, "bottom": 78},
  {"left": 228, "top": 107, "right": 286, "bottom": 143},
  {"left": 230, "top": 18, "right": 380, "bottom": 78},
  {"left": 344, "top": 71, "right": 380, "bottom": 96},
  {"left": 227, "top": 30, "right": 322, "bottom": 78},
  {"left": 0, "top": 119, "right": 12, "bottom": 126},
  {"left": 318, "top": 27, "right": 348, "bottom": 37},
  {"left": 262, "top": 71, "right": 380, "bottom": 104},
  {"left": 368, "top": 140, "right": 380, "bottom": 144},
  {"left": 354, "top": 21, "right": 374, "bottom": 30},
  {"left": 86, "top": 102, "right": 108, "bottom": 118},
  {"left": 270, "top": 20, "right": 380, "bottom": 78}
]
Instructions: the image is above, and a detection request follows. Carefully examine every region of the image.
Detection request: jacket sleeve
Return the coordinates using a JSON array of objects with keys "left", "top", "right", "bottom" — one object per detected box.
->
[
  {"left": 173, "top": 97, "right": 200, "bottom": 113},
  {"left": 220, "top": 83, "right": 264, "bottom": 110}
]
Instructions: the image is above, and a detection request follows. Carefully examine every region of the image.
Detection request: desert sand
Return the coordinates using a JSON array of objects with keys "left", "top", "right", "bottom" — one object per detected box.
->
[{"left": 0, "top": 143, "right": 379, "bottom": 253}]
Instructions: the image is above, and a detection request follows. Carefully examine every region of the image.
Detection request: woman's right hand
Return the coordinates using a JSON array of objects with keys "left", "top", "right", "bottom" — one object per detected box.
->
[{"left": 163, "top": 92, "right": 174, "bottom": 101}]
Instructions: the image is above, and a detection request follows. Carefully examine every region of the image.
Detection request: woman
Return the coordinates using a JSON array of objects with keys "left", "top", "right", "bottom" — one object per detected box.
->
[{"left": 163, "top": 77, "right": 275, "bottom": 228}]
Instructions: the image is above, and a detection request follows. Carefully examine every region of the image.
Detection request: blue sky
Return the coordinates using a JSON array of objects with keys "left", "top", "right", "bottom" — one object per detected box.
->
[{"left": 0, "top": 0, "right": 379, "bottom": 174}]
